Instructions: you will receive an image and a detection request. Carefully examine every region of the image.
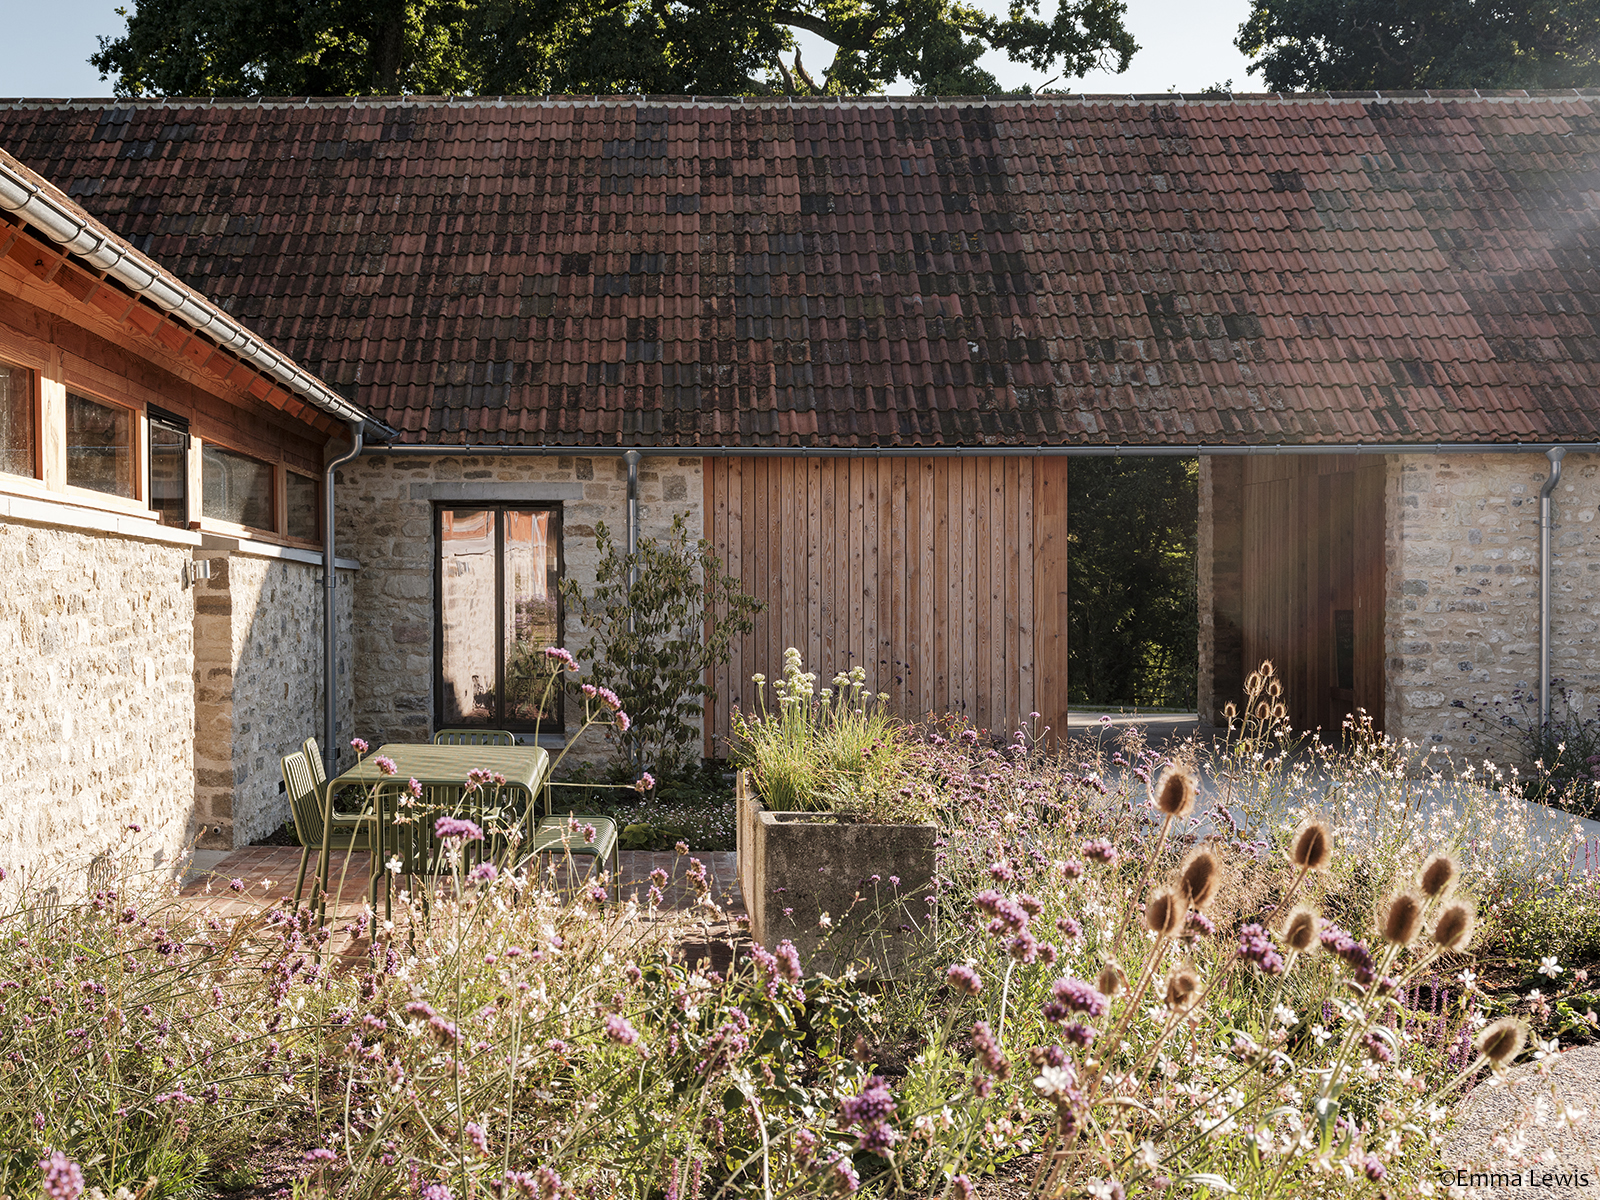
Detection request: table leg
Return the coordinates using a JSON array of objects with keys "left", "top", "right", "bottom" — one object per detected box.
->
[{"left": 315, "top": 779, "right": 334, "bottom": 925}]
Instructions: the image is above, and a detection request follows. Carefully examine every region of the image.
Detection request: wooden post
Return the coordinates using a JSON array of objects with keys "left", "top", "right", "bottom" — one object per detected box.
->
[{"left": 1033, "top": 456, "right": 1069, "bottom": 748}]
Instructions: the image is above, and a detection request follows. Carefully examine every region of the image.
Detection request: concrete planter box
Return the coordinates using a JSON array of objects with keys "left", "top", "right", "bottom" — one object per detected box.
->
[{"left": 736, "top": 770, "right": 937, "bottom": 977}]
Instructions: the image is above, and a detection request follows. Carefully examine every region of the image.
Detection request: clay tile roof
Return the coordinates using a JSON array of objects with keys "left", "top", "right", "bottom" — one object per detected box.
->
[{"left": 3, "top": 93, "right": 1600, "bottom": 447}]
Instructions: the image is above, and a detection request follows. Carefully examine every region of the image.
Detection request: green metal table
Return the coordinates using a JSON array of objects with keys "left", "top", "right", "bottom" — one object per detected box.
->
[{"left": 318, "top": 742, "right": 550, "bottom": 925}]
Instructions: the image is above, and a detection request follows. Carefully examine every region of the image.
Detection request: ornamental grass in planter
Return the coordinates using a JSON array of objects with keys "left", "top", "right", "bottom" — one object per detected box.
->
[{"left": 732, "top": 649, "right": 937, "bottom": 977}]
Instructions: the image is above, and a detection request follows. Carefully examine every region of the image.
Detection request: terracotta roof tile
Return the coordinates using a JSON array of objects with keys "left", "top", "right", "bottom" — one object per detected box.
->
[{"left": 4, "top": 94, "right": 1600, "bottom": 445}]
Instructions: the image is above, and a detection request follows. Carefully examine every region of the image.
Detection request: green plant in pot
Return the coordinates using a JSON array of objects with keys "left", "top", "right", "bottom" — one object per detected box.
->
[{"left": 731, "top": 648, "right": 936, "bottom": 977}]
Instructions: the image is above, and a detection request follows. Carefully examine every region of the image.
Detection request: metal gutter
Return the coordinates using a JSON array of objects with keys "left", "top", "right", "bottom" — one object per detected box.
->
[
  {"left": 0, "top": 156, "right": 369, "bottom": 427},
  {"left": 361, "top": 441, "right": 1600, "bottom": 458},
  {"left": 1540, "top": 447, "right": 1567, "bottom": 729}
]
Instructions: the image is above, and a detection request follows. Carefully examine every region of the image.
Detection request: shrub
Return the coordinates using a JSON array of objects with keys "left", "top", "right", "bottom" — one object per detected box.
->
[{"left": 561, "top": 514, "right": 760, "bottom": 774}]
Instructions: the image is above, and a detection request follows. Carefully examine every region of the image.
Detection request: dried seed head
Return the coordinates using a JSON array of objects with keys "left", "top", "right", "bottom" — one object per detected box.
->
[
  {"left": 1432, "top": 900, "right": 1477, "bottom": 954},
  {"left": 1223, "top": 702, "right": 1238, "bottom": 722},
  {"left": 1288, "top": 820, "right": 1333, "bottom": 873},
  {"left": 1476, "top": 1017, "right": 1526, "bottom": 1068},
  {"left": 1381, "top": 890, "right": 1425, "bottom": 947},
  {"left": 1179, "top": 848, "right": 1220, "bottom": 912},
  {"left": 1144, "top": 886, "right": 1187, "bottom": 938},
  {"left": 1096, "top": 962, "right": 1127, "bottom": 998},
  {"left": 1164, "top": 966, "right": 1201, "bottom": 1012},
  {"left": 1255, "top": 702, "right": 1272, "bottom": 720},
  {"left": 1280, "top": 905, "right": 1320, "bottom": 953},
  {"left": 1246, "top": 671, "right": 1263, "bottom": 695},
  {"left": 1418, "top": 852, "right": 1460, "bottom": 899},
  {"left": 1153, "top": 766, "right": 1198, "bottom": 819},
  {"left": 1268, "top": 678, "right": 1283, "bottom": 699}
]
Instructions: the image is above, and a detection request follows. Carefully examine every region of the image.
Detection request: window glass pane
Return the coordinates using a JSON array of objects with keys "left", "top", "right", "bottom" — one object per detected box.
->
[
  {"left": 0, "top": 364, "right": 34, "bottom": 478},
  {"left": 66, "top": 393, "right": 135, "bottom": 498},
  {"left": 285, "top": 472, "right": 318, "bottom": 541},
  {"left": 504, "top": 510, "right": 560, "bottom": 724},
  {"left": 439, "top": 509, "right": 498, "bottom": 724},
  {"left": 148, "top": 421, "right": 187, "bottom": 527},
  {"left": 202, "top": 445, "right": 273, "bottom": 530}
]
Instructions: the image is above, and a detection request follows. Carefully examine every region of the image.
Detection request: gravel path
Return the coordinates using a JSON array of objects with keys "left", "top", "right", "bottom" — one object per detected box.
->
[{"left": 1444, "top": 1045, "right": 1600, "bottom": 1198}]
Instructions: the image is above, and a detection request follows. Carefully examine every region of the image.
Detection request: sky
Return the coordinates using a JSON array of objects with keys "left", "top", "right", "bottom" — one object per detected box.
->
[{"left": 2, "top": 0, "right": 1259, "bottom": 99}]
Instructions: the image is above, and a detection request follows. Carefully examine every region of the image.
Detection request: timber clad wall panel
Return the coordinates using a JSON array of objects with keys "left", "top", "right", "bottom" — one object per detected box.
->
[
  {"left": 706, "top": 457, "right": 1067, "bottom": 754},
  {"left": 1242, "top": 455, "right": 1386, "bottom": 734}
]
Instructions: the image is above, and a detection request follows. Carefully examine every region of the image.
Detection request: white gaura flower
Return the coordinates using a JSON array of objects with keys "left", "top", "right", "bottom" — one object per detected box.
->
[
  {"left": 1310, "top": 1024, "right": 1333, "bottom": 1047},
  {"left": 1558, "top": 1103, "right": 1590, "bottom": 1130},
  {"left": 1033, "top": 1065, "right": 1076, "bottom": 1099},
  {"left": 1273, "top": 1004, "right": 1299, "bottom": 1026},
  {"left": 1457, "top": 969, "right": 1477, "bottom": 989},
  {"left": 1539, "top": 956, "right": 1564, "bottom": 978}
]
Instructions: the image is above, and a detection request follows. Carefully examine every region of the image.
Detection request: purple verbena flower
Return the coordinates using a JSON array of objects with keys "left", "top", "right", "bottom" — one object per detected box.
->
[
  {"left": 39, "top": 1151, "right": 83, "bottom": 1200},
  {"left": 1081, "top": 838, "right": 1117, "bottom": 866},
  {"left": 350, "top": 738, "right": 369, "bottom": 755},
  {"left": 1051, "top": 976, "right": 1109, "bottom": 1017},
  {"left": 946, "top": 964, "right": 983, "bottom": 996},
  {"left": 1237, "top": 923, "right": 1285, "bottom": 976},
  {"left": 636, "top": 772, "right": 656, "bottom": 792},
  {"left": 433, "top": 816, "right": 484, "bottom": 842},
  {"left": 543, "top": 646, "right": 579, "bottom": 672}
]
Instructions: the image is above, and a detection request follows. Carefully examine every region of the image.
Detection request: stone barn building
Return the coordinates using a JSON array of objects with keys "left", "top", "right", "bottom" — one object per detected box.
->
[{"left": 5, "top": 91, "right": 1600, "bottom": 871}]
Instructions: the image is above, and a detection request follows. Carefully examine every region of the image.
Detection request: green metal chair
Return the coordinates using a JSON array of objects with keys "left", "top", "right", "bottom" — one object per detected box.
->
[
  {"left": 527, "top": 782, "right": 621, "bottom": 887},
  {"left": 281, "top": 749, "right": 373, "bottom": 908},
  {"left": 432, "top": 728, "right": 516, "bottom": 746}
]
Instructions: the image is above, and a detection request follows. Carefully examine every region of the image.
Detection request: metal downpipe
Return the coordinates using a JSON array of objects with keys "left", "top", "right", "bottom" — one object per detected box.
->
[
  {"left": 1540, "top": 446, "right": 1567, "bottom": 729},
  {"left": 323, "top": 421, "right": 364, "bottom": 778},
  {"left": 624, "top": 449, "right": 641, "bottom": 589}
]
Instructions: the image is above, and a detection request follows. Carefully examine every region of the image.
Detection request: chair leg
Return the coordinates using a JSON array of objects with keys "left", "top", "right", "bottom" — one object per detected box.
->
[
  {"left": 370, "top": 867, "right": 381, "bottom": 942},
  {"left": 294, "top": 845, "right": 311, "bottom": 909}
]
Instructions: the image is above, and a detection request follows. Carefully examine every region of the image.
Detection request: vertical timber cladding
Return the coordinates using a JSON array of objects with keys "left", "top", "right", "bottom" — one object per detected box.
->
[
  {"left": 705, "top": 457, "right": 1070, "bottom": 755},
  {"left": 1241, "top": 455, "right": 1386, "bottom": 735}
]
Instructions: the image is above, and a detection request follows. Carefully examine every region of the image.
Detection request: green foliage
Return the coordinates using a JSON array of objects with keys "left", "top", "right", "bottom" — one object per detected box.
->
[
  {"left": 91, "top": 0, "right": 1137, "bottom": 97},
  {"left": 1066, "top": 455, "right": 1197, "bottom": 709},
  {"left": 730, "top": 647, "right": 926, "bottom": 822},
  {"left": 560, "top": 513, "right": 759, "bottom": 774},
  {"left": 1237, "top": 0, "right": 1600, "bottom": 92}
]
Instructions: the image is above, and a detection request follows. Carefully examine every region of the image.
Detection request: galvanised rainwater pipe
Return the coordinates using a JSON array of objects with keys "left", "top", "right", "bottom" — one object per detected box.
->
[
  {"left": 624, "top": 449, "right": 641, "bottom": 589},
  {"left": 323, "top": 420, "right": 364, "bottom": 779},
  {"left": 1541, "top": 446, "right": 1567, "bottom": 730}
]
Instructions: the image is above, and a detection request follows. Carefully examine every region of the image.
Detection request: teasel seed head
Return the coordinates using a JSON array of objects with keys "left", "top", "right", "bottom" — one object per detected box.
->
[
  {"left": 1246, "top": 670, "right": 1263, "bottom": 695},
  {"left": 1153, "top": 765, "right": 1198, "bottom": 820},
  {"left": 1418, "top": 852, "right": 1460, "bottom": 899},
  {"left": 1432, "top": 899, "right": 1477, "bottom": 954},
  {"left": 1144, "top": 885, "right": 1187, "bottom": 938},
  {"left": 1288, "top": 819, "right": 1333, "bottom": 873},
  {"left": 1179, "top": 848, "right": 1220, "bottom": 912},
  {"left": 1164, "top": 965, "right": 1201, "bottom": 1013},
  {"left": 1097, "top": 962, "right": 1127, "bottom": 999},
  {"left": 1381, "top": 889, "right": 1425, "bottom": 946},
  {"left": 1476, "top": 1017, "right": 1526, "bottom": 1068},
  {"left": 1280, "top": 905, "right": 1320, "bottom": 954}
]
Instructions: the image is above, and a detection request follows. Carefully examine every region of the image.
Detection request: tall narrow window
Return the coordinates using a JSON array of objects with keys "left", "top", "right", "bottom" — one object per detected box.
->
[
  {"left": 66, "top": 392, "right": 135, "bottom": 498},
  {"left": 436, "top": 505, "right": 562, "bottom": 731},
  {"left": 147, "top": 407, "right": 189, "bottom": 527},
  {"left": 0, "top": 363, "right": 34, "bottom": 478},
  {"left": 203, "top": 444, "right": 274, "bottom": 531}
]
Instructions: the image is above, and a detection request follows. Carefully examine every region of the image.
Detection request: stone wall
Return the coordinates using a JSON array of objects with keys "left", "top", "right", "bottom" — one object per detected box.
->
[
  {"left": 335, "top": 454, "right": 703, "bottom": 762},
  {"left": 193, "top": 551, "right": 356, "bottom": 849},
  {"left": 0, "top": 520, "right": 196, "bottom": 885},
  {"left": 1386, "top": 452, "right": 1600, "bottom": 755}
]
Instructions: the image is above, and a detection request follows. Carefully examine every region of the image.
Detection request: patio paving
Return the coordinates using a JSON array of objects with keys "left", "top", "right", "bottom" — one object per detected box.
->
[{"left": 177, "top": 846, "right": 747, "bottom": 966}]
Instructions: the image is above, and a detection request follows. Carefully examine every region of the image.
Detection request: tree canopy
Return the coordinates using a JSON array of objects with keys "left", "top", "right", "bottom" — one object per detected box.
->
[
  {"left": 1237, "top": 0, "right": 1600, "bottom": 92},
  {"left": 1067, "top": 457, "right": 1197, "bottom": 710},
  {"left": 91, "top": 0, "right": 1137, "bottom": 98}
]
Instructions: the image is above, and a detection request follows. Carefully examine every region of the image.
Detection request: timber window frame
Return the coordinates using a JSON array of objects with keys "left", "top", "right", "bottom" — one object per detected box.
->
[
  {"left": 0, "top": 358, "right": 37, "bottom": 481},
  {"left": 64, "top": 388, "right": 139, "bottom": 502},
  {"left": 433, "top": 503, "right": 565, "bottom": 735}
]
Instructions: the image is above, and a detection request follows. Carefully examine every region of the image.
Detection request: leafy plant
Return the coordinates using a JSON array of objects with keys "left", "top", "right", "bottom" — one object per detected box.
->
[
  {"left": 561, "top": 513, "right": 760, "bottom": 774},
  {"left": 730, "top": 647, "right": 926, "bottom": 823}
]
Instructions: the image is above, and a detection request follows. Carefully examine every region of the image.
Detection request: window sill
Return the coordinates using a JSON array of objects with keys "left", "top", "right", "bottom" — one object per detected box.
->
[
  {"left": 0, "top": 485, "right": 201, "bottom": 546},
  {"left": 199, "top": 530, "right": 358, "bottom": 570}
]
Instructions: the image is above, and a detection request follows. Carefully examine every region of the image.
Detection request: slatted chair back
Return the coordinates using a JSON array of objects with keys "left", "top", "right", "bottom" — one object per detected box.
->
[
  {"left": 280, "top": 751, "right": 322, "bottom": 846},
  {"left": 378, "top": 782, "right": 502, "bottom": 878},
  {"left": 432, "top": 728, "right": 516, "bottom": 746},
  {"left": 303, "top": 737, "right": 327, "bottom": 787}
]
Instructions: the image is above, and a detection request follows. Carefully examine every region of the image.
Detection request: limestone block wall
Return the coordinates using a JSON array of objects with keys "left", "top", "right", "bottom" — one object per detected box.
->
[
  {"left": 0, "top": 520, "right": 196, "bottom": 885},
  {"left": 335, "top": 453, "right": 703, "bottom": 761},
  {"left": 192, "top": 552, "right": 355, "bottom": 848},
  {"left": 1386, "top": 452, "right": 1600, "bottom": 754}
]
